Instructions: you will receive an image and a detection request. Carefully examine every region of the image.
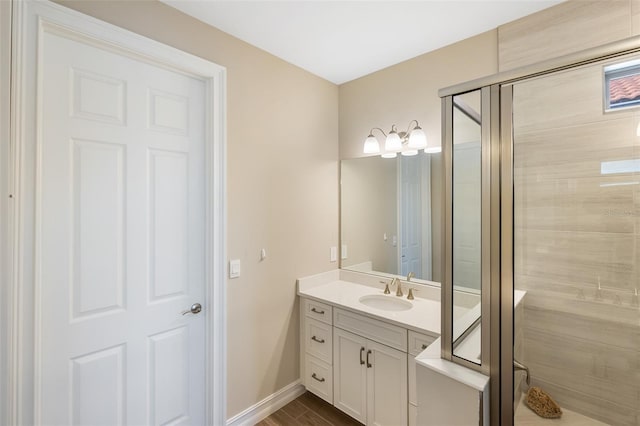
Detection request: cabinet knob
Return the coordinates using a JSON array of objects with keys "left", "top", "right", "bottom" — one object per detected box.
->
[
  {"left": 311, "top": 335, "right": 325, "bottom": 344},
  {"left": 366, "top": 349, "right": 372, "bottom": 368},
  {"left": 360, "top": 347, "right": 365, "bottom": 365}
]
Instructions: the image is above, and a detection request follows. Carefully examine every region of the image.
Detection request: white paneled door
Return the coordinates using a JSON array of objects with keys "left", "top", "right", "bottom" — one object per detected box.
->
[{"left": 38, "top": 26, "right": 206, "bottom": 425}]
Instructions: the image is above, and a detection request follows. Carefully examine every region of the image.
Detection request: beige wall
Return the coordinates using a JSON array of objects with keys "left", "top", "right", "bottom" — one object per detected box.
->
[
  {"left": 338, "top": 29, "right": 498, "bottom": 161},
  {"left": 55, "top": 0, "right": 339, "bottom": 419},
  {"left": 338, "top": 30, "right": 499, "bottom": 283}
]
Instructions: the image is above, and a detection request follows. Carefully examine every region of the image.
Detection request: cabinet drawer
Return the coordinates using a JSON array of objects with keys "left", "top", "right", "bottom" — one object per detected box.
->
[
  {"left": 408, "top": 330, "right": 437, "bottom": 356},
  {"left": 334, "top": 308, "right": 407, "bottom": 352},
  {"left": 304, "top": 298, "right": 332, "bottom": 325},
  {"left": 305, "top": 317, "right": 332, "bottom": 364},
  {"left": 305, "top": 355, "right": 333, "bottom": 404}
]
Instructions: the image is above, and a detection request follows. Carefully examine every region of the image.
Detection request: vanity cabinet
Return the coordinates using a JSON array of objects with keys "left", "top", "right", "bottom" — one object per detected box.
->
[{"left": 300, "top": 296, "right": 435, "bottom": 426}]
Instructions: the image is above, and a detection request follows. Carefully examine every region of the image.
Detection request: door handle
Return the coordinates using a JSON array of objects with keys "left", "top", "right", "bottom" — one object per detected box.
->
[
  {"left": 181, "top": 303, "right": 202, "bottom": 315},
  {"left": 366, "top": 349, "right": 372, "bottom": 368},
  {"left": 360, "top": 347, "right": 365, "bottom": 365}
]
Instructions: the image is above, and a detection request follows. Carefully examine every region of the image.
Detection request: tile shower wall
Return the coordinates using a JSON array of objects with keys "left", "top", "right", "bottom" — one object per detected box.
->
[{"left": 513, "top": 58, "right": 640, "bottom": 425}]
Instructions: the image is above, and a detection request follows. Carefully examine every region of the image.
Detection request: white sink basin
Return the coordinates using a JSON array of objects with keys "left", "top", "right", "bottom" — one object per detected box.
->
[{"left": 358, "top": 295, "right": 413, "bottom": 311}]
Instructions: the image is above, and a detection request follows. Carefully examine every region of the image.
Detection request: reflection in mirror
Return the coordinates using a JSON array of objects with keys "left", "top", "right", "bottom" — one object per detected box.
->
[
  {"left": 451, "top": 90, "right": 482, "bottom": 364},
  {"left": 340, "top": 153, "right": 439, "bottom": 284}
]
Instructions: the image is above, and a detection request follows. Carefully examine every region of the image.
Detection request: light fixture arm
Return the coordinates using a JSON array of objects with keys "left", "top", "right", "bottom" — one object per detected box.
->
[
  {"left": 368, "top": 127, "right": 388, "bottom": 138},
  {"left": 402, "top": 119, "right": 421, "bottom": 136}
]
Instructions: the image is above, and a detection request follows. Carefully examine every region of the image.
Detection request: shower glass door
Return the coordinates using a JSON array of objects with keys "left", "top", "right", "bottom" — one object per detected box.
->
[{"left": 511, "top": 53, "right": 640, "bottom": 425}]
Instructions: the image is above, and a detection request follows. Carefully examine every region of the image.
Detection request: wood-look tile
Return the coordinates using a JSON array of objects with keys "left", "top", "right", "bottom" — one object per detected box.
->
[
  {"left": 523, "top": 305, "right": 640, "bottom": 351},
  {"left": 298, "top": 392, "right": 363, "bottom": 425},
  {"left": 294, "top": 410, "right": 334, "bottom": 426},
  {"left": 515, "top": 282, "right": 640, "bottom": 326},
  {"left": 280, "top": 399, "right": 309, "bottom": 419},
  {"left": 524, "top": 328, "right": 639, "bottom": 409},
  {"left": 257, "top": 409, "right": 299, "bottom": 426},
  {"left": 499, "top": 0, "right": 630, "bottom": 72},
  {"left": 256, "top": 392, "right": 363, "bottom": 426},
  {"left": 516, "top": 229, "right": 636, "bottom": 293}
]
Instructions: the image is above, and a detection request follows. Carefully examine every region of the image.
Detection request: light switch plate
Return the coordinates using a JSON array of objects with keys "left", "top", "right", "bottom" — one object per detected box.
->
[
  {"left": 341, "top": 244, "right": 348, "bottom": 260},
  {"left": 229, "top": 259, "right": 241, "bottom": 278},
  {"left": 330, "top": 247, "right": 337, "bottom": 262}
]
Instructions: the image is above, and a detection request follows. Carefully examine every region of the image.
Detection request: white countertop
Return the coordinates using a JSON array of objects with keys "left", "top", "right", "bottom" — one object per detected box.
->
[
  {"left": 416, "top": 288, "right": 527, "bottom": 389},
  {"left": 416, "top": 337, "right": 490, "bottom": 392},
  {"left": 297, "top": 270, "right": 441, "bottom": 336}
]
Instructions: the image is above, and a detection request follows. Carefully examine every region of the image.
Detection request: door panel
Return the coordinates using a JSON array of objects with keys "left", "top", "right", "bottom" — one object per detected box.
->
[
  {"left": 367, "top": 341, "right": 408, "bottom": 426},
  {"left": 71, "top": 344, "right": 126, "bottom": 426},
  {"left": 38, "top": 27, "right": 205, "bottom": 426},
  {"left": 333, "top": 328, "right": 367, "bottom": 423}
]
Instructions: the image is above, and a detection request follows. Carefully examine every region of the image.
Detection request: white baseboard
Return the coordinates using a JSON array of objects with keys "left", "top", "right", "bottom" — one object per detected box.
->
[{"left": 226, "top": 380, "right": 306, "bottom": 426}]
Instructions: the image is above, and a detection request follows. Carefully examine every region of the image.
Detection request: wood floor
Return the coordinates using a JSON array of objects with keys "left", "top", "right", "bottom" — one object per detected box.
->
[{"left": 256, "top": 392, "right": 363, "bottom": 426}]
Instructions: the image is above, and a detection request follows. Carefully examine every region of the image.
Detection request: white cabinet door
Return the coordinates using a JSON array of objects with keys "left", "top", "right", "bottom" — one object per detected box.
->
[
  {"left": 334, "top": 328, "right": 368, "bottom": 423},
  {"left": 367, "top": 340, "right": 408, "bottom": 426}
]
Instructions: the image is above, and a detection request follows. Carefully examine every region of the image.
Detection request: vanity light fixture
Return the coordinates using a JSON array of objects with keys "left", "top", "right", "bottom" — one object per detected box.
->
[{"left": 363, "top": 120, "right": 439, "bottom": 157}]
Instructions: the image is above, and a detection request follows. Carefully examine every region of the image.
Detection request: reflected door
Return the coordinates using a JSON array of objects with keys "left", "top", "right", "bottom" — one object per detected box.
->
[
  {"left": 38, "top": 27, "right": 206, "bottom": 425},
  {"left": 400, "top": 155, "right": 423, "bottom": 277}
]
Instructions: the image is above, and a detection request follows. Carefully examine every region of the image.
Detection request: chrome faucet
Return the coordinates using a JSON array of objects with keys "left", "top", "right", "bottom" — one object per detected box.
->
[{"left": 406, "top": 272, "right": 415, "bottom": 282}]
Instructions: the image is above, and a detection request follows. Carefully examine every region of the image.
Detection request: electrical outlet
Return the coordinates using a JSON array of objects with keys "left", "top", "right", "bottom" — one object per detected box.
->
[{"left": 330, "top": 247, "right": 337, "bottom": 262}]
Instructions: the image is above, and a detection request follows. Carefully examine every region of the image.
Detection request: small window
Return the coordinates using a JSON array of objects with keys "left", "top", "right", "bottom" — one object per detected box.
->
[{"left": 605, "top": 59, "right": 640, "bottom": 111}]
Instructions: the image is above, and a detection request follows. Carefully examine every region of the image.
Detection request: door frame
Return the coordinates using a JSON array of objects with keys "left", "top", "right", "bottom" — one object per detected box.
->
[{"left": 2, "top": 1, "right": 227, "bottom": 424}]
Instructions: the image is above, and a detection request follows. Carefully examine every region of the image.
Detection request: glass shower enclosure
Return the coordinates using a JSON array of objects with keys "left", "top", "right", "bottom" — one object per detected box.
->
[
  {"left": 510, "top": 53, "right": 640, "bottom": 425},
  {"left": 441, "top": 40, "right": 640, "bottom": 426}
]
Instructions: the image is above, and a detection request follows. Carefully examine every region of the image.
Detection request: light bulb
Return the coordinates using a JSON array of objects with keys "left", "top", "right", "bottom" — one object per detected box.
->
[
  {"left": 401, "top": 150, "right": 418, "bottom": 156},
  {"left": 385, "top": 131, "right": 402, "bottom": 152},
  {"left": 408, "top": 127, "right": 427, "bottom": 149},
  {"left": 363, "top": 135, "right": 380, "bottom": 154},
  {"left": 381, "top": 152, "right": 397, "bottom": 159},
  {"left": 424, "top": 146, "right": 442, "bottom": 154}
]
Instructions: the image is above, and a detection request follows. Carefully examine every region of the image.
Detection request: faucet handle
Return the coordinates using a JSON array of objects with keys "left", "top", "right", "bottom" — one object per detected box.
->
[
  {"left": 381, "top": 280, "right": 392, "bottom": 294},
  {"left": 407, "top": 287, "right": 418, "bottom": 300}
]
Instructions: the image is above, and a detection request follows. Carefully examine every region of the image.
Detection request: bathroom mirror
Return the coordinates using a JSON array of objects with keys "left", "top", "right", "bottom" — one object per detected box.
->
[
  {"left": 451, "top": 90, "right": 482, "bottom": 364},
  {"left": 340, "top": 153, "right": 440, "bottom": 284}
]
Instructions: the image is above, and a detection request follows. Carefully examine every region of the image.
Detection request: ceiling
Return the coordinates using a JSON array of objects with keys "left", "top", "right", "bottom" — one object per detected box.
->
[{"left": 161, "top": 0, "right": 564, "bottom": 85}]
